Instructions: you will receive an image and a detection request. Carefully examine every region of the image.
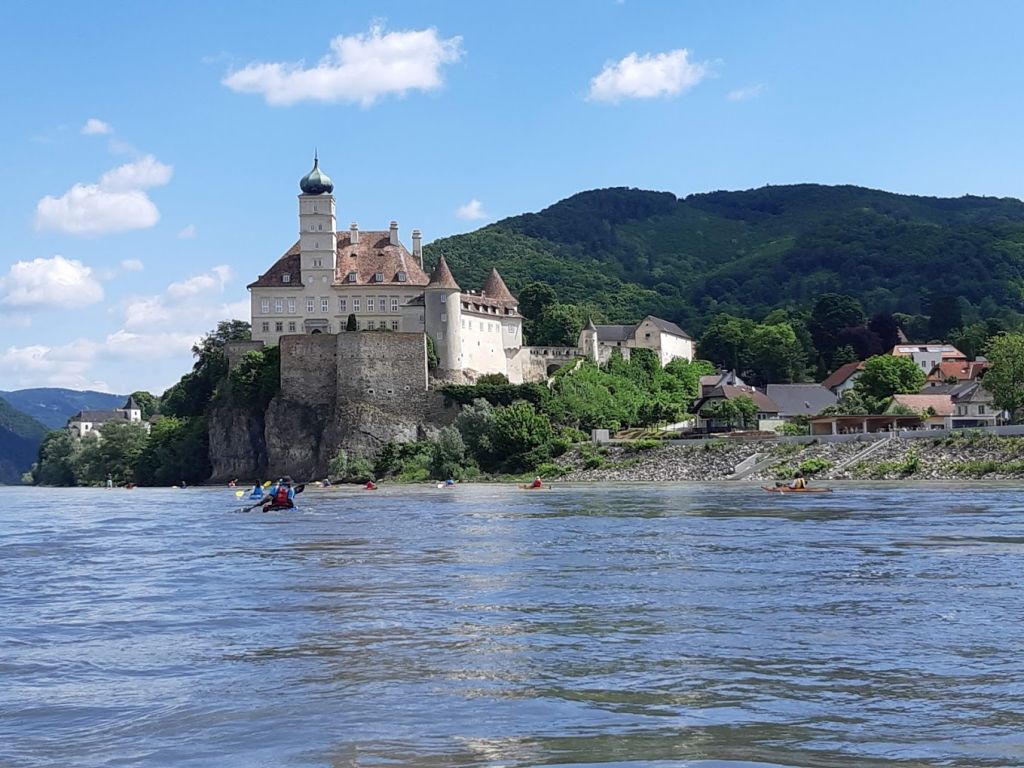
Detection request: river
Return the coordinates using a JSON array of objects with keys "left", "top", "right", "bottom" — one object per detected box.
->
[{"left": 2, "top": 483, "right": 1023, "bottom": 767}]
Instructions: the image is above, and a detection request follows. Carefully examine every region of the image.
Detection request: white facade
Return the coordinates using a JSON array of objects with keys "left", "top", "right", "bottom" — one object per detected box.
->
[
  {"left": 891, "top": 344, "right": 966, "bottom": 373},
  {"left": 577, "top": 316, "right": 695, "bottom": 367}
]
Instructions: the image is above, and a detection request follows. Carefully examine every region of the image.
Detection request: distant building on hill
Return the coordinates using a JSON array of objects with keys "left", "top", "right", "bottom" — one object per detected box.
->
[
  {"left": 577, "top": 316, "right": 694, "bottom": 367},
  {"left": 67, "top": 396, "right": 146, "bottom": 438},
  {"left": 821, "top": 361, "right": 864, "bottom": 395},
  {"left": 891, "top": 344, "right": 966, "bottom": 373}
]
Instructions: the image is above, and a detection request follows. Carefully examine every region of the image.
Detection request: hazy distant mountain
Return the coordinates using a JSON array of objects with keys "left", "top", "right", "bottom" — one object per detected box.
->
[
  {"left": 0, "top": 388, "right": 126, "bottom": 430},
  {"left": 0, "top": 396, "right": 48, "bottom": 484}
]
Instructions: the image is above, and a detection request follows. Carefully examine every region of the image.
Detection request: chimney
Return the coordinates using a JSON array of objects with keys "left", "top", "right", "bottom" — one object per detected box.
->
[
  {"left": 349, "top": 222, "right": 359, "bottom": 245},
  {"left": 389, "top": 220, "right": 399, "bottom": 246},
  {"left": 412, "top": 229, "right": 422, "bottom": 267}
]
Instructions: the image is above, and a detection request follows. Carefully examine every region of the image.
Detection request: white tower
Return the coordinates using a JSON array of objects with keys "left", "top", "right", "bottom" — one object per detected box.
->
[
  {"left": 580, "top": 318, "right": 600, "bottom": 362},
  {"left": 298, "top": 152, "right": 337, "bottom": 283},
  {"left": 424, "top": 256, "right": 462, "bottom": 371}
]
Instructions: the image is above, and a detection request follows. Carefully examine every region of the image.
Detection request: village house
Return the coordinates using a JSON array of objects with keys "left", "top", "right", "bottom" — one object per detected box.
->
[
  {"left": 924, "top": 360, "right": 989, "bottom": 387},
  {"left": 821, "top": 361, "right": 863, "bottom": 396},
  {"left": 946, "top": 381, "right": 1000, "bottom": 428},
  {"left": 763, "top": 383, "right": 838, "bottom": 429},
  {"left": 887, "top": 393, "right": 954, "bottom": 428},
  {"left": 891, "top": 343, "right": 966, "bottom": 373},
  {"left": 577, "top": 316, "right": 694, "bottom": 367},
  {"left": 692, "top": 383, "right": 780, "bottom": 432},
  {"left": 67, "top": 396, "right": 146, "bottom": 438}
]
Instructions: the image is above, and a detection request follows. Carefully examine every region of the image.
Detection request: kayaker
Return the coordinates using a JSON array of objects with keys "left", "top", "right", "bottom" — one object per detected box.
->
[
  {"left": 444, "top": 478, "right": 456, "bottom": 487},
  {"left": 263, "top": 477, "right": 295, "bottom": 510},
  {"left": 322, "top": 477, "right": 332, "bottom": 487},
  {"left": 179, "top": 480, "right": 187, "bottom": 489},
  {"left": 365, "top": 479, "right": 378, "bottom": 491},
  {"left": 106, "top": 473, "right": 113, "bottom": 489},
  {"left": 249, "top": 481, "right": 264, "bottom": 499},
  {"left": 788, "top": 471, "right": 807, "bottom": 490},
  {"left": 530, "top": 476, "right": 543, "bottom": 489}
]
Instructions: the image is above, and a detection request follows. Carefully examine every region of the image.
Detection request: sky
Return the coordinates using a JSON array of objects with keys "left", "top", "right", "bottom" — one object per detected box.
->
[{"left": 1, "top": 0, "right": 1023, "bottom": 395}]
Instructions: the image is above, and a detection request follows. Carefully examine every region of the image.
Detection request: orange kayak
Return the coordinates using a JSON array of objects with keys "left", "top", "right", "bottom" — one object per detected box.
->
[{"left": 762, "top": 486, "right": 833, "bottom": 494}]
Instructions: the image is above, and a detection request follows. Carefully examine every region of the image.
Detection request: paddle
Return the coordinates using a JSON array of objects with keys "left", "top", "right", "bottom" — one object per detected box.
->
[{"left": 237, "top": 483, "right": 305, "bottom": 513}]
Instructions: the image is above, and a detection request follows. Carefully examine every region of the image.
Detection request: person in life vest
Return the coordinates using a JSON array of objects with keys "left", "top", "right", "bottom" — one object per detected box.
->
[
  {"left": 263, "top": 477, "right": 295, "bottom": 510},
  {"left": 530, "top": 476, "right": 543, "bottom": 489},
  {"left": 365, "top": 479, "right": 378, "bottom": 491},
  {"left": 249, "top": 480, "right": 264, "bottom": 499}
]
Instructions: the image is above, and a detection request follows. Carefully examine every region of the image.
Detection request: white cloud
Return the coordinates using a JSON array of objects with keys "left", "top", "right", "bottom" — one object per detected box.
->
[
  {"left": 455, "top": 199, "right": 488, "bottom": 221},
  {"left": 34, "top": 154, "right": 173, "bottom": 235},
  {"left": 81, "top": 118, "right": 112, "bottom": 135},
  {"left": 166, "top": 265, "right": 233, "bottom": 299},
  {"left": 588, "top": 49, "right": 709, "bottom": 103},
  {"left": 177, "top": 224, "right": 197, "bottom": 239},
  {"left": 223, "top": 24, "right": 463, "bottom": 107},
  {"left": 727, "top": 84, "right": 764, "bottom": 101},
  {"left": 0, "top": 255, "right": 104, "bottom": 309},
  {"left": 120, "top": 258, "right": 144, "bottom": 272},
  {"left": 124, "top": 265, "right": 238, "bottom": 329}
]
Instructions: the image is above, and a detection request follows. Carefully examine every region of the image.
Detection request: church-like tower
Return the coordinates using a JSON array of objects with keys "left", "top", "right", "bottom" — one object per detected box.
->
[
  {"left": 424, "top": 256, "right": 462, "bottom": 371},
  {"left": 298, "top": 152, "right": 337, "bottom": 284}
]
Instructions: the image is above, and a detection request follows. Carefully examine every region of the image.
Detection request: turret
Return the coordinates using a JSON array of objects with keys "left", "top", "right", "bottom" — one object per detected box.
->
[
  {"left": 580, "top": 317, "right": 599, "bottom": 362},
  {"left": 424, "top": 256, "right": 462, "bottom": 371}
]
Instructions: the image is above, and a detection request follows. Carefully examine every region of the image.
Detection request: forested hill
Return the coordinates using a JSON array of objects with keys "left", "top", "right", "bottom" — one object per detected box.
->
[
  {"left": 0, "top": 388, "right": 126, "bottom": 430},
  {"left": 423, "top": 184, "right": 1024, "bottom": 333},
  {"left": 0, "top": 397, "right": 48, "bottom": 485}
]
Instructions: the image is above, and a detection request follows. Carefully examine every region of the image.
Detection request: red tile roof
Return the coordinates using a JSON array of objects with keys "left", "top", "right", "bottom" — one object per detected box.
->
[
  {"left": 427, "top": 256, "right": 460, "bottom": 290},
  {"left": 890, "top": 393, "right": 954, "bottom": 417},
  {"left": 481, "top": 268, "right": 515, "bottom": 302},
  {"left": 247, "top": 231, "right": 430, "bottom": 289},
  {"left": 927, "top": 361, "right": 989, "bottom": 382}
]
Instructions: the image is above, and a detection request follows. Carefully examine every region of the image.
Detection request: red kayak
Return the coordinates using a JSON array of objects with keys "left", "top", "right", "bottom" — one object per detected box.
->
[{"left": 761, "top": 486, "right": 833, "bottom": 494}]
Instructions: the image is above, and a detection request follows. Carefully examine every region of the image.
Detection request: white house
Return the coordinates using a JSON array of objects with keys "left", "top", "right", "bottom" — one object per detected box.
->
[
  {"left": 67, "top": 396, "right": 145, "bottom": 438},
  {"left": 577, "top": 316, "right": 694, "bottom": 367},
  {"left": 891, "top": 344, "right": 966, "bottom": 374}
]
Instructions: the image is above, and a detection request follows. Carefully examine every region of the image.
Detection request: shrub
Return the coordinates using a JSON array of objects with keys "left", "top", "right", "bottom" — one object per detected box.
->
[
  {"left": 535, "top": 462, "right": 566, "bottom": 478},
  {"left": 798, "top": 457, "right": 833, "bottom": 476}
]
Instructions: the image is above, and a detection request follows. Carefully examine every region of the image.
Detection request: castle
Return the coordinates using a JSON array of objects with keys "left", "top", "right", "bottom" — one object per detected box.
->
[{"left": 244, "top": 155, "right": 694, "bottom": 384}]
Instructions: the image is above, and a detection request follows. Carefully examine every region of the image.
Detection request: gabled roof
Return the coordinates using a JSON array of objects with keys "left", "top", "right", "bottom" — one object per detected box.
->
[
  {"left": 481, "top": 268, "right": 515, "bottom": 303},
  {"left": 927, "top": 360, "right": 989, "bottom": 382},
  {"left": 641, "top": 315, "right": 692, "bottom": 340},
  {"left": 889, "top": 393, "right": 954, "bottom": 417},
  {"left": 950, "top": 381, "right": 994, "bottom": 403},
  {"left": 123, "top": 395, "right": 139, "bottom": 411},
  {"left": 821, "top": 361, "right": 864, "bottom": 391},
  {"left": 427, "top": 256, "right": 460, "bottom": 290},
  {"left": 891, "top": 344, "right": 965, "bottom": 359},
  {"left": 70, "top": 410, "right": 132, "bottom": 424},
  {"left": 594, "top": 324, "right": 634, "bottom": 342},
  {"left": 765, "top": 384, "right": 838, "bottom": 416},
  {"left": 247, "top": 231, "right": 431, "bottom": 289},
  {"left": 695, "top": 384, "right": 780, "bottom": 414}
]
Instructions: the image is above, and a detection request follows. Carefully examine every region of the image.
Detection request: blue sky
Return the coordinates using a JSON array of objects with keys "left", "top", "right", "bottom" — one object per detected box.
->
[{"left": 1, "top": 1, "right": 1022, "bottom": 394}]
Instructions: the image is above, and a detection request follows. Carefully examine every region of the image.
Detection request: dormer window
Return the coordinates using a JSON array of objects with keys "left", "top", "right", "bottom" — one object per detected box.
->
[
  {"left": 374, "top": 272, "right": 384, "bottom": 283},
  {"left": 396, "top": 271, "right": 407, "bottom": 283},
  {"left": 282, "top": 273, "right": 291, "bottom": 283},
  {"left": 347, "top": 271, "right": 357, "bottom": 283}
]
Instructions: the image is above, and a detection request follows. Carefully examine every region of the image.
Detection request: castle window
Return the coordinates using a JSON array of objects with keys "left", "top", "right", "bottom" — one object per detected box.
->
[
  {"left": 391, "top": 320, "right": 399, "bottom": 330},
  {"left": 282, "top": 273, "right": 290, "bottom": 283},
  {"left": 287, "top": 299, "right": 296, "bottom": 314},
  {"left": 347, "top": 271, "right": 357, "bottom": 283},
  {"left": 379, "top": 296, "right": 387, "bottom": 312},
  {"left": 367, "top": 320, "right": 375, "bottom": 330},
  {"left": 321, "top": 298, "right": 329, "bottom": 313},
  {"left": 441, "top": 313, "right": 447, "bottom": 323},
  {"left": 313, "top": 258, "right": 322, "bottom": 268},
  {"left": 288, "top": 321, "right": 296, "bottom": 332},
  {"left": 440, "top": 294, "right": 446, "bottom": 304},
  {"left": 374, "top": 272, "right": 384, "bottom": 283},
  {"left": 306, "top": 298, "right": 315, "bottom": 313},
  {"left": 390, "top": 298, "right": 399, "bottom": 312},
  {"left": 260, "top": 299, "right": 270, "bottom": 314},
  {"left": 318, "top": 223, "right": 323, "bottom": 231},
  {"left": 397, "top": 271, "right": 407, "bottom": 283},
  {"left": 367, "top": 298, "right": 375, "bottom": 312},
  {"left": 339, "top": 298, "right": 347, "bottom": 312},
  {"left": 275, "top": 321, "right": 283, "bottom": 332},
  {"left": 261, "top": 321, "right": 269, "bottom": 332},
  {"left": 386, "top": 389, "right": 394, "bottom": 395},
  {"left": 353, "top": 299, "right": 361, "bottom": 312},
  {"left": 314, "top": 241, "right": 319, "bottom": 249},
  {"left": 274, "top": 299, "right": 283, "bottom": 313}
]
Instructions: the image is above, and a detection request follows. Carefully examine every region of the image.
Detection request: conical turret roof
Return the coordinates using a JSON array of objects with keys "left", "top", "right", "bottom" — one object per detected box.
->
[
  {"left": 481, "top": 268, "right": 515, "bottom": 302},
  {"left": 583, "top": 317, "right": 597, "bottom": 331},
  {"left": 123, "top": 395, "right": 140, "bottom": 410},
  {"left": 427, "top": 256, "right": 460, "bottom": 290}
]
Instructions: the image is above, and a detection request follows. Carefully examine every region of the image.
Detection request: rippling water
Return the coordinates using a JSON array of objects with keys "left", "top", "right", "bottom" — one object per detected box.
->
[{"left": 3, "top": 483, "right": 1024, "bottom": 767}]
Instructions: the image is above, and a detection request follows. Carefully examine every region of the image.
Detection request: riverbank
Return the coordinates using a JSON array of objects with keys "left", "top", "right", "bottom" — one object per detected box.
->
[{"left": 556, "top": 433, "right": 1024, "bottom": 482}]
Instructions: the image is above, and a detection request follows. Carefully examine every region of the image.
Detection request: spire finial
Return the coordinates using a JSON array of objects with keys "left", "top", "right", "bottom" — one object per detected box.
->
[{"left": 314, "top": 147, "right": 318, "bottom": 166}]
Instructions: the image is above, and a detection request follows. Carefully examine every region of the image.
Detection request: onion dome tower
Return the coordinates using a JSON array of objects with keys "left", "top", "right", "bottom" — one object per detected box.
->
[
  {"left": 299, "top": 151, "right": 334, "bottom": 195},
  {"left": 297, "top": 151, "right": 337, "bottom": 287}
]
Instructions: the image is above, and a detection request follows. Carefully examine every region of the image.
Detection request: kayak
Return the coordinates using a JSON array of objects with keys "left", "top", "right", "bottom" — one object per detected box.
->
[
  {"left": 262, "top": 503, "right": 295, "bottom": 512},
  {"left": 761, "top": 486, "right": 833, "bottom": 494},
  {"left": 519, "top": 484, "right": 547, "bottom": 490}
]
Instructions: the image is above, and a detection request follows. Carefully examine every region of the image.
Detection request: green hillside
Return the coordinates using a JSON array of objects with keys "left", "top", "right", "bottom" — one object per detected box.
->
[
  {"left": 0, "top": 397, "right": 49, "bottom": 484},
  {"left": 0, "top": 388, "right": 126, "bottom": 429},
  {"left": 424, "top": 184, "right": 1024, "bottom": 334}
]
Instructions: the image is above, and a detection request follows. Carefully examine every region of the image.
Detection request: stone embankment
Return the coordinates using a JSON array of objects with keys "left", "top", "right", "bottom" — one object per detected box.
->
[{"left": 557, "top": 433, "right": 1024, "bottom": 482}]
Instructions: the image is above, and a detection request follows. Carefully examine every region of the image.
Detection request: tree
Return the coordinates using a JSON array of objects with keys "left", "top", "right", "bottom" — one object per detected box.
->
[
  {"left": 868, "top": 312, "right": 901, "bottom": 351},
  {"left": 808, "top": 293, "right": 866, "bottom": 363},
  {"left": 455, "top": 398, "right": 498, "bottom": 468},
  {"left": 701, "top": 395, "right": 758, "bottom": 430},
  {"left": 518, "top": 282, "right": 557, "bottom": 320},
  {"left": 950, "top": 322, "right": 991, "bottom": 361},
  {"left": 129, "top": 391, "right": 160, "bottom": 419},
  {"left": 747, "top": 322, "right": 806, "bottom": 385},
  {"left": 133, "top": 416, "right": 211, "bottom": 486},
  {"left": 926, "top": 294, "right": 964, "bottom": 340},
  {"left": 820, "top": 389, "right": 870, "bottom": 415},
  {"left": 33, "top": 431, "right": 78, "bottom": 486},
  {"left": 698, "top": 314, "right": 755, "bottom": 372},
  {"left": 95, "top": 422, "right": 149, "bottom": 485},
  {"left": 430, "top": 427, "right": 469, "bottom": 479},
  {"left": 854, "top": 354, "right": 926, "bottom": 403},
  {"left": 530, "top": 303, "right": 586, "bottom": 346},
  {"left": 982, "top": 332, "right": 1024, "bottom": 422},
  {"left": 834, "top": 326, "right": 884, "bottom": 360},
  {"left": 492, "top": 401, "right": 554, "bottom": 471},
  {"left": 346, "top": 313, "right": 358, "bottom": 332}
]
